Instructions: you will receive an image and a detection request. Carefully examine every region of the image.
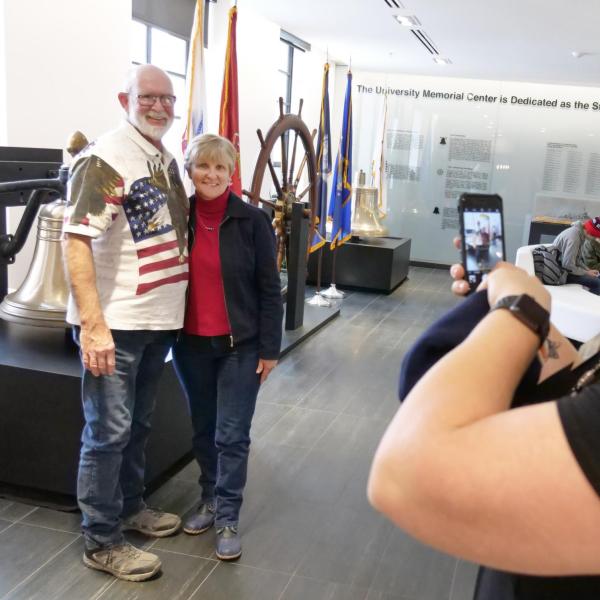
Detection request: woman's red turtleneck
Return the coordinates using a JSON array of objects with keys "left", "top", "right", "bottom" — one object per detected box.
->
[{"left": 183, "top": 188, "right": 231, "bottom": 336}]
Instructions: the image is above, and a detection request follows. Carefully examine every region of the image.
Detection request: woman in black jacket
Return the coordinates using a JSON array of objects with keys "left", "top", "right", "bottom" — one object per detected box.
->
[{"left": 173, "top": 134, "right": 283, "bottom": 561}]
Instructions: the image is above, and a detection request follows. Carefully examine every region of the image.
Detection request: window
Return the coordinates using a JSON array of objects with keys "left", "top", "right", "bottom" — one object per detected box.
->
[
  {"left": 279, "top": 40, "right": 294, "bottom": 114},
  {"left": 129, "top": 19, "right": 188, "bottom": 156},
  {"left": 278, "top": 31, "right": 310, "bottom": 114},
  {"left": 277, "top": 32, "right": 311, "bottom": 177}
]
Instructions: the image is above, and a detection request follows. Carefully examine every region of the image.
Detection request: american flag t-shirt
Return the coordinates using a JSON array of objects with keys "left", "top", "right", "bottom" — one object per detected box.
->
[{"left": 125, "top": 176, "right": 189, "bottom": 295}]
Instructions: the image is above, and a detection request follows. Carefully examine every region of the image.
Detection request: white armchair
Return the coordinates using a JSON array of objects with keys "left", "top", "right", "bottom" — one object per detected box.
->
[{"left": 515, "top": 244, "right": 600, "bottom": 343}]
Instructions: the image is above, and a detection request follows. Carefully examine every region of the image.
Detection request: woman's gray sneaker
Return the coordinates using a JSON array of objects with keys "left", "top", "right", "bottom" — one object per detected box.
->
[{"left": 83, "top": 542, "right": 161, "bottom": 582}]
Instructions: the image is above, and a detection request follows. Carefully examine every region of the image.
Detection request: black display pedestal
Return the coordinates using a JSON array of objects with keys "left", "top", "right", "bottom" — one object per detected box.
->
[
  {"left": 307, "top": 237, "right": 411, "bottom": 294},
  {"left": 528, "top": 218, "right": 571, "bottom": 244},
  {"left": 0, "top": 321, "right": 193, "bottom": 509}
]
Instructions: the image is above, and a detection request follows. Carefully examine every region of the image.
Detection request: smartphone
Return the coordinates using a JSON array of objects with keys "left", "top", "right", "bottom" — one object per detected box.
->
[{"left": 458, "top": 193, "right": 506, "bottom": 290}]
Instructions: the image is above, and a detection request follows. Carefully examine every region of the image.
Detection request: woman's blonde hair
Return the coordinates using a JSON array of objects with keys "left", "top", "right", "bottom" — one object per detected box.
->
[{"left": 184, "top": 134, "right": 236, "bottom": 176}]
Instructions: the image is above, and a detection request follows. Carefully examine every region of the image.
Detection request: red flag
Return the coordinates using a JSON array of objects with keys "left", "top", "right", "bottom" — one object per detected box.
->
[{"left": 219, "top": 5, "right": 241, "bottom": 196}]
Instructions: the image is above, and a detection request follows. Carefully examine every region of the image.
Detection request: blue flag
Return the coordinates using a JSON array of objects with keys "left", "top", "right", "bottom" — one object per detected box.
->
[
  {"left": 310, "top": 63, "right": 332, "bottom": 253},
  {"left": 328, "top": 70, "right": 353, "bottom": 249}
]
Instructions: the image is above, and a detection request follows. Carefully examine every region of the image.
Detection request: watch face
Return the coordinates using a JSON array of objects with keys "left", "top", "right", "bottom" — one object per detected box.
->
[
  {"left": 507, "top": 294, "right": 550, "bottom": 344},
  {"left": 513, "top": 294, "right": 549, "bottom": 326}
]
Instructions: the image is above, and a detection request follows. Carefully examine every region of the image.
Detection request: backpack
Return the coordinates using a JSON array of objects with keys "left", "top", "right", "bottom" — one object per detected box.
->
[{"left": 531, "top": 245, "right": 567, "bottom": 285}]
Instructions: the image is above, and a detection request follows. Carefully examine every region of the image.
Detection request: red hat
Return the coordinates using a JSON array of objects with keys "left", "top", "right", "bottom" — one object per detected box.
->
[{"left": 584, "top": 218, "right": 600, "bottom": 238}]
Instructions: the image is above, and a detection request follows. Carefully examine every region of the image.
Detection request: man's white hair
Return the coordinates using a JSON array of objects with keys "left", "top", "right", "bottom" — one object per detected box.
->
[{"left": 121, "top": 64, "right": 171, "bottom": 94}]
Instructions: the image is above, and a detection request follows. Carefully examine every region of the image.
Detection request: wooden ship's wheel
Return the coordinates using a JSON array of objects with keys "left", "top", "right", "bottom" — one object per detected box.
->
[{"left": 243, "top": 98, "right": 318, "bottom": 273}]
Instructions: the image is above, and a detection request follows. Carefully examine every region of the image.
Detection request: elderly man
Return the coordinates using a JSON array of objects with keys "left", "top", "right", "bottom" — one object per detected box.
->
[{"left": 63, "top": 64, "right": 189, "bottom": 582}]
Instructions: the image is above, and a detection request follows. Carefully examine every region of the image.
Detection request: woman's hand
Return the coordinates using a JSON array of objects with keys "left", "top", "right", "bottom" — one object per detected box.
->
[
  {"left": 449, "top": 236, "right": 479, "bottom": 296},
  {"left": 486, "top": 263, "right": 551, "bottom": 311},
  {"left": 449, "top": 237, "right": 550, "bottom": 310},
  {"left": 256, "top": 358, "right": 277, "bottom": 384}
]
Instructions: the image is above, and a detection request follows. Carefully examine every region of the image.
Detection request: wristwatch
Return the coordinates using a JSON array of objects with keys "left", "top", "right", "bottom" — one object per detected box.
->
[{"left": 492, "top": 294, "right": 550, "bottom": 347}]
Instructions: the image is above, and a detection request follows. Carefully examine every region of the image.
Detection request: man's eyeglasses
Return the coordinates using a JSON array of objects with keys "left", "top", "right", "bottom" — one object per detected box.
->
[{"left": 135, "top": 94, "right": 176, "bottom": 107}]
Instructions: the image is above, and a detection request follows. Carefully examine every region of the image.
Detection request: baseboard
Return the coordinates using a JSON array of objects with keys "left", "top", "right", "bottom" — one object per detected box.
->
[{"left": 409, "top": 260, "right": 450, "bottom": 270}]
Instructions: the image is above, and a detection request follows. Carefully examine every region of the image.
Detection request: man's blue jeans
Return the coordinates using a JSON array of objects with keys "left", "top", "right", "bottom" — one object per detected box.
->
[
  {"left": 566, "top": 273, "right": 600, "bottom": 295},
  {"left": 172, "top": 334, "right": 260, "bottom": 526},
  {"left": 74, "top": 328, "right": 177, "bottom": 550}
]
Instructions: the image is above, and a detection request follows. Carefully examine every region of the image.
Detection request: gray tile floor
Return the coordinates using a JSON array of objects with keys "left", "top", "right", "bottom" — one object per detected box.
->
[{"left": 0, "top": 267, "right": 480, "bottom": 600}]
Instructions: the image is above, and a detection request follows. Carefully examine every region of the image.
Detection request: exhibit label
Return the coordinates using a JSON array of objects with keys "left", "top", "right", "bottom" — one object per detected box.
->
[{"left": 356, "top": 83, "right": 600, "bottom": 111}]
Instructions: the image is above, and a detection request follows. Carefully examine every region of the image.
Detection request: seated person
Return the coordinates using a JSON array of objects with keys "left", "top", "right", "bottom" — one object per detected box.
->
[
  {"left": 552, "top": 218, "right": 600, "bottom": 294},
  {"left": 368, "top": 260, "right": 600, "bottom": 599},
  {"left": 582, "top": 217, "right": 600, "bottom": 272}
]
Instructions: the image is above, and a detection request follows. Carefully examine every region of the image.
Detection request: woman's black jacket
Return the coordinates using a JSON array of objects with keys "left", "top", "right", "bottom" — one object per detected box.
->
[{"left": 188, "top": 192, "right": 283, "bottom": 360}]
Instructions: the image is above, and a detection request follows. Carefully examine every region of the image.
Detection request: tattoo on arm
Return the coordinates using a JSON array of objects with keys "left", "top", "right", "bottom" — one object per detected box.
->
[{"left": 546, "top": 337, "right": 560, "bottom": 359}]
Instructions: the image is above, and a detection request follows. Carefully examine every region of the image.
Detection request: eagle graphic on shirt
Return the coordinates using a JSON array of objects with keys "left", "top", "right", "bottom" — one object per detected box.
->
[{"left": 65, "top": 155, "right": 189, "bottom": 295}]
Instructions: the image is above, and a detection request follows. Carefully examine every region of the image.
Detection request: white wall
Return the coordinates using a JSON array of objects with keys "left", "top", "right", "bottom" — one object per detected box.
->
[{"left": 1, "top": 0, "right": 131, "bottom": 290}]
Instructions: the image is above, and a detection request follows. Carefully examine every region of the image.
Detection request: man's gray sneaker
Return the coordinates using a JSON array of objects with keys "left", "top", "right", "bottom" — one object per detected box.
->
[
  {"left": 83, "top": 542, "right": 161, "bottom": 582},
  {"left": 122, "top": 507, "right": 181, "bottom": 537},
  {"left": 184, "top": 503, "right": 215, "bottom": 535},
  {"left": 216, "top": 525, "right": 242, "bottom": 560}
]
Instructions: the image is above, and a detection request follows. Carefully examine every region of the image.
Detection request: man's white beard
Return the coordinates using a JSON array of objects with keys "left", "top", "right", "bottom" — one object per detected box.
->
[{"left": 129, "top": 109, "right": 172, "bottom": 141}]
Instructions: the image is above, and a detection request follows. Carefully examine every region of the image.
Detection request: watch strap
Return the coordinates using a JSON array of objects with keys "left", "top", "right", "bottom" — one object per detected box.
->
[{"left": 492, "top": 294, "right": 550, "bottom": 347}]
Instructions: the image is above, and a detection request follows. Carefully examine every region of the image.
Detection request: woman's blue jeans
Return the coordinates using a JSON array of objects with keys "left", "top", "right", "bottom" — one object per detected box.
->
[
  {"left": 172, "top": 334, "right": 260, "bottom": 526},
  {"left": 74, "top": 328, "right": 176, "bottom": 550}
]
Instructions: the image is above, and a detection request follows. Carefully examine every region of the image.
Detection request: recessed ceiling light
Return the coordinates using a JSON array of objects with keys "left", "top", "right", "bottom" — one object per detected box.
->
[
  {"left": 394, "top": 14, "right": 421, "bottom": 28},
  {"left": 433, "top": 57, "right": 452, "bottom": 65}
]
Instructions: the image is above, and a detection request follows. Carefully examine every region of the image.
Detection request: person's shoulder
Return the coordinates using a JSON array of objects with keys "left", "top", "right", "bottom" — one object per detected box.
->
[
  {"left": 89, "top": 125, "right": 127, "bottom": 151},
  {"left": 229, "top": 194, "right": 269, "bottom": 220},
  {"left": 74, "top": 125, "right": 130, "bottom": 164}
]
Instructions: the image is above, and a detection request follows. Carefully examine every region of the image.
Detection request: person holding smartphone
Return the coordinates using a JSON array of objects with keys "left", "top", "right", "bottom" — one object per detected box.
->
[{"left": 368, "top": 256, "right": 600, "bottom": 597}]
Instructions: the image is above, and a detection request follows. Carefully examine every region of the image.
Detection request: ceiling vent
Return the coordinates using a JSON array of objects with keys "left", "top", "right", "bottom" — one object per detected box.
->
[
  {"left": 384, "top": 0, "right": 404, "bottom": 8},
  {"left": 410, "top": 29, "right": 439, "bottom": 56}
]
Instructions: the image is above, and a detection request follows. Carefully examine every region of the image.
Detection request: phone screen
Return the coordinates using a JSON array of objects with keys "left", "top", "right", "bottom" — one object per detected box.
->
[{"left": 459, "top": 194, "right": 505, "bottom": 289}]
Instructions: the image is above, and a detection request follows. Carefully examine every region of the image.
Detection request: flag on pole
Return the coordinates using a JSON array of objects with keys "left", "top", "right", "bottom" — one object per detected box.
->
[
  {"left": 219, "top": 5, "right": 242, "bottom": 196},
  {"left": 309, "top": 62, "right": 332, "bottom": 253},
  {"left": 328, "top": 70, "right": 353, "bottom": 249},
  {"left": 182, "top": 1, "right": 208, "bottom": 154},
  {"left": 372, "top": 92, "right": 388, "bottom": 217}
]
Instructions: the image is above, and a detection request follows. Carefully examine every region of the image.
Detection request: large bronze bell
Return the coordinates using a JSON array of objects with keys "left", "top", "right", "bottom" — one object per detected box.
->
[
  {"left": 0, "top": 131, "right": 88, "bottom": 327},
  {"left": 351, "top": 170, "right": 388, "bottom": 238},
  {"left": 0, "top": 198, "right": 68, "bottom": 327}
]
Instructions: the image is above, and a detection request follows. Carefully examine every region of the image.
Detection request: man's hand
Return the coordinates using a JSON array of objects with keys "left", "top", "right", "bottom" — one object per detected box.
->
[
  {"left": 256, "top": 358, "right": 277, "bottom": 384},
  {"left": 587, "top": 269, "right": 600, "bottom": 277},
  {"left": 80, "top": 322, "right": 116, "bottom": 376}
]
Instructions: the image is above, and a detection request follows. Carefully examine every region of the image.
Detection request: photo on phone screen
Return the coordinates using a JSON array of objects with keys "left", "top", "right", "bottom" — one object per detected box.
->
[{"left": 459, "top": 193, "right": 505, "bottom": 289}]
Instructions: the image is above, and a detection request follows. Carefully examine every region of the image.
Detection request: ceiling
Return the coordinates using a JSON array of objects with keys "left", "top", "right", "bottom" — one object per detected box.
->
[{"left": 248, "top": 0, "right": 600, "bottom": 88}]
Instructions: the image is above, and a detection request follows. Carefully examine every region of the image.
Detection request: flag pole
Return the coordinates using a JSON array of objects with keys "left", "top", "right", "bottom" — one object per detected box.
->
[
  {"left": 321, "top": 66, "right": 353, "bottom": 301},
  {"left": 320, "top": 242, "right": 344, "bottom": 299},
  {"left": 307, "top": 246, "right": 330, "bottom": 306},
  {"left": 307, "top": 61, "right": 333, "bottom": 307}
]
